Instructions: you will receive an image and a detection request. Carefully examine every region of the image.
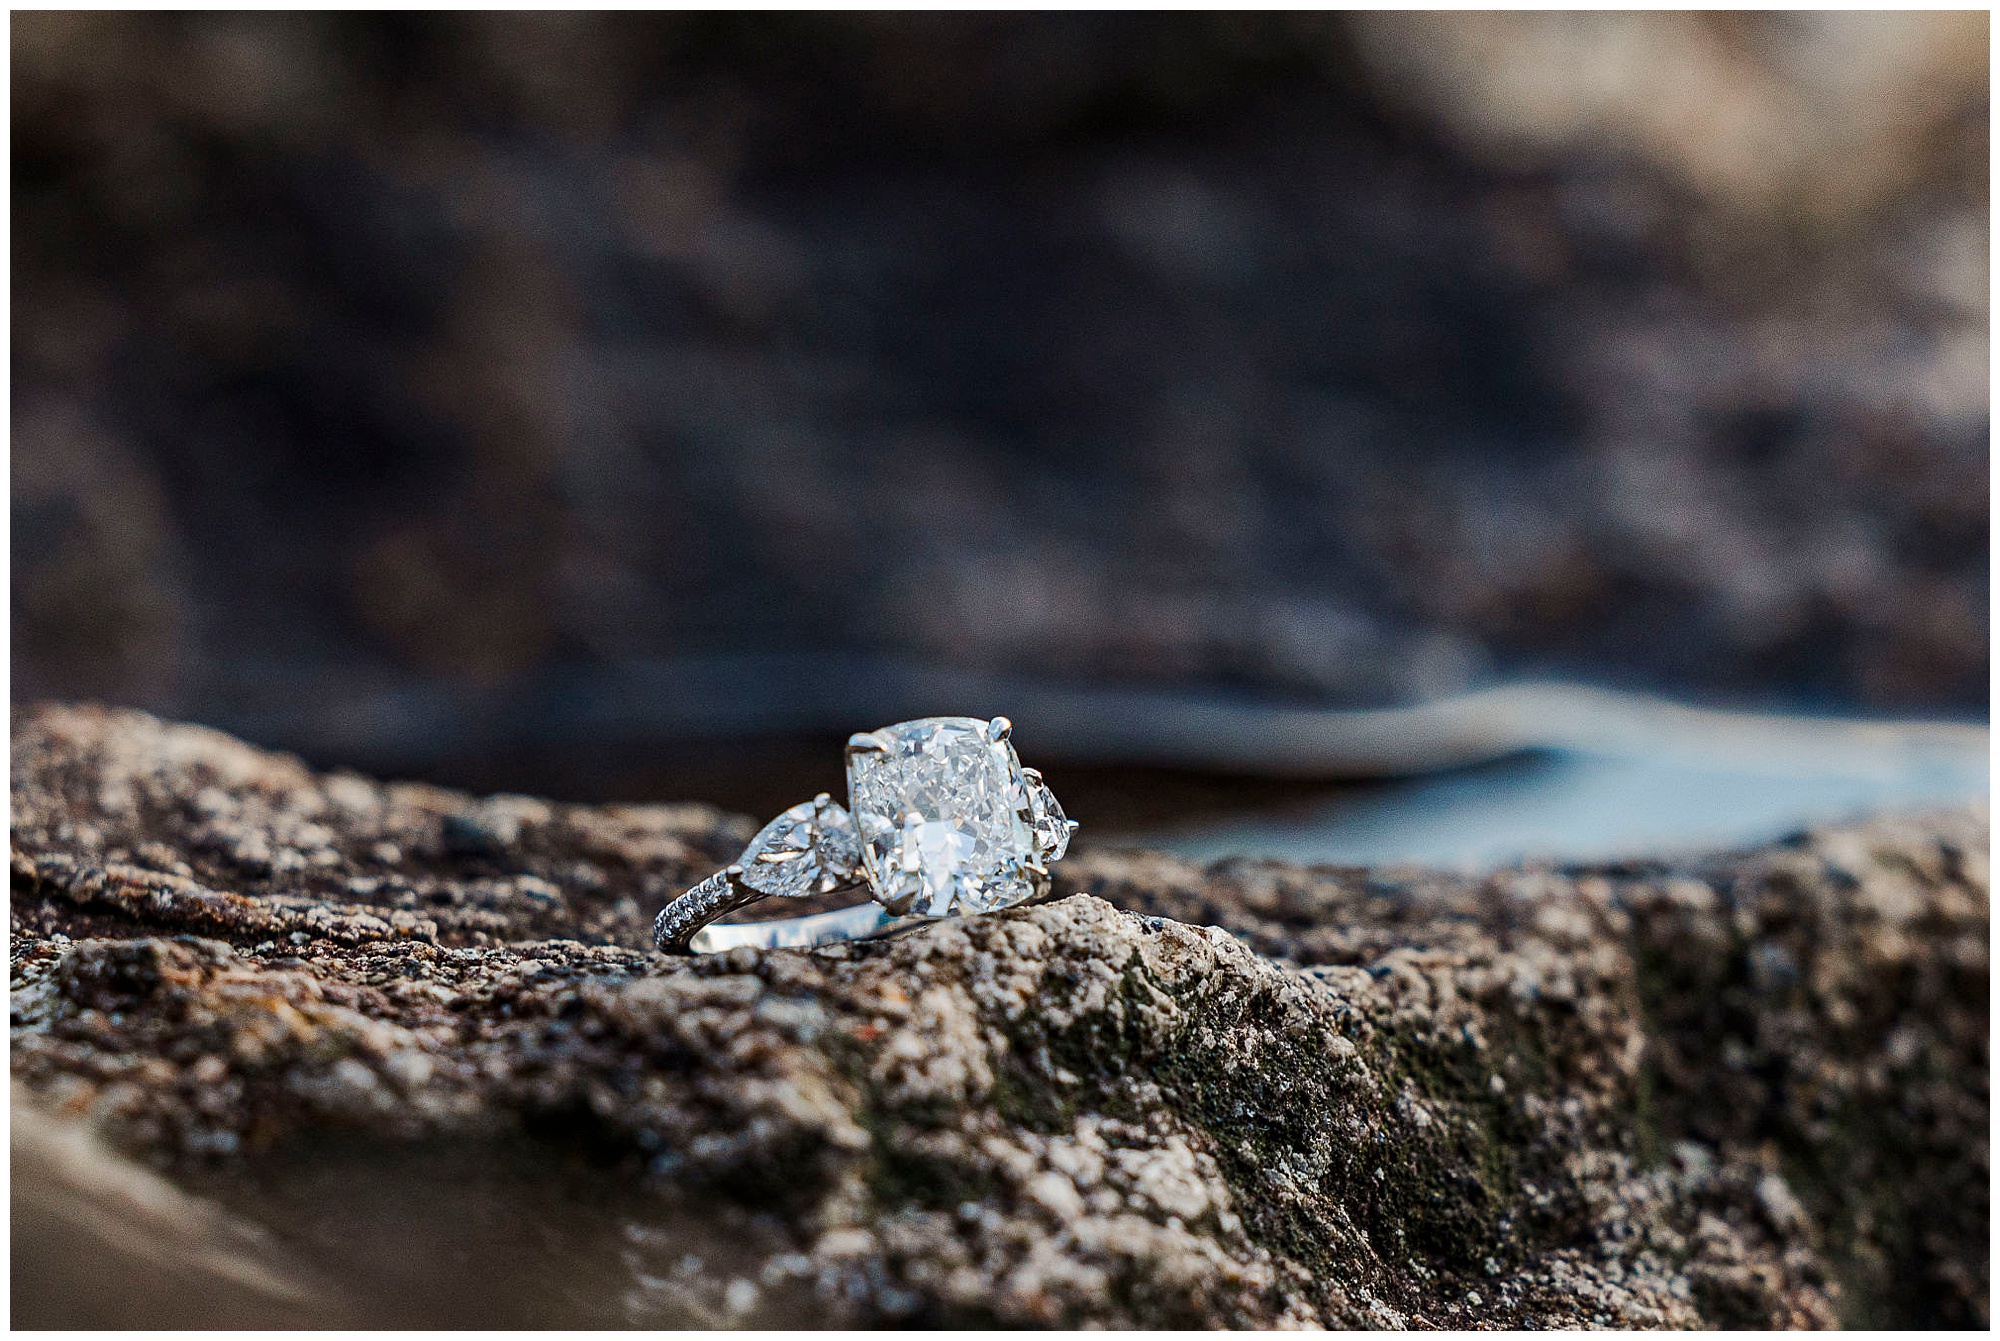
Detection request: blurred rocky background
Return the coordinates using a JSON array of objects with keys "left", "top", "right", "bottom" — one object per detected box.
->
[
  {"left": 12, "top": 13, "right": 1989, "bottom": 802},
  {"left": 11, "top": 17, "right": 1991, "bottom": 1328}
]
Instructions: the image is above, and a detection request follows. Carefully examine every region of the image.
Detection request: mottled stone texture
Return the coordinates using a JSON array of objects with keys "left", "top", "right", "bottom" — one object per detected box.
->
[{"left": 10, "top": 704, "right": 1987, "bottom": 1327}]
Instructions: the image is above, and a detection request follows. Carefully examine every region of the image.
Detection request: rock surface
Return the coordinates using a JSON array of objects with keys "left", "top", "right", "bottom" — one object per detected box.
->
[{"left": 11, "top": 703, "right": 1988, "bottom": 1327}]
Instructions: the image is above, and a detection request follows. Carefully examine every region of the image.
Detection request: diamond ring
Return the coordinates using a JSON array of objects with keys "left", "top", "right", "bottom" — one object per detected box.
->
[{"left": 653, "top": 716, "right": 1076, "bottom": 954}]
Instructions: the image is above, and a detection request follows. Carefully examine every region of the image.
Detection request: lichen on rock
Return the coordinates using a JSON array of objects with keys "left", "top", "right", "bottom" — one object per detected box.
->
[{"left": 10, "top": 704, "right": 1987, "bottom": 1327}]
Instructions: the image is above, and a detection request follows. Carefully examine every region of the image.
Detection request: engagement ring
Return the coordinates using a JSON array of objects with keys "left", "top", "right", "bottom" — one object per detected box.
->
[{"left": 654, "top": 716, "right": 1076, "bottom": 954}]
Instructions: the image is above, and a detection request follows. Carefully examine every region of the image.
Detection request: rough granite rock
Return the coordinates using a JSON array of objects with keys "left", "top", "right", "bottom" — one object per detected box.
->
[{"left": 10, "top": 703, "right": 1988, "bottom": 1328}]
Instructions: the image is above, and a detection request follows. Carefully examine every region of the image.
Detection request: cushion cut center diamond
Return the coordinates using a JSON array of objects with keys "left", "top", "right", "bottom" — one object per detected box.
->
[{"left": 847, "top": 717, "right": 1038, "bottom": 916}]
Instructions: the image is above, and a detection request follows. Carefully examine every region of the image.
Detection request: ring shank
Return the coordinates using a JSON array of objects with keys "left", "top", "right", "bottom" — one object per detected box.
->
[
  {"left": 689, "top": 901, "right": 903, "bottom": 953},
  {"left": 654, "top": 870, "right": 922, "bottom": 954}
]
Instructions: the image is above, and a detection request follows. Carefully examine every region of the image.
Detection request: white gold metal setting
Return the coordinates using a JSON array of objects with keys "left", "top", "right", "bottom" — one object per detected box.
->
[{"left": 654, "top": 715, "right": 1078, "bottom": 954}]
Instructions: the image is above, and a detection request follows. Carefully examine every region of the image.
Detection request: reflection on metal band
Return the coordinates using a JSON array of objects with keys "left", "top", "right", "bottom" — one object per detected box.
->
[{"left": 687, "top": 902, "right": 911, "bottom": 954}]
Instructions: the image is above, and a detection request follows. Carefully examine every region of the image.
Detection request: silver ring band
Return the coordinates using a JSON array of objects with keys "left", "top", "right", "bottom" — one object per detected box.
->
[{"left": 653, "top": 868, "right": 929, "bottom": 954}]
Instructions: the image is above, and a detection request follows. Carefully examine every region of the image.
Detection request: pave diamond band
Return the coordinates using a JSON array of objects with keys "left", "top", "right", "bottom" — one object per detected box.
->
[{"left": 653, "top": 715, "right": 1076, "bottom": 954}]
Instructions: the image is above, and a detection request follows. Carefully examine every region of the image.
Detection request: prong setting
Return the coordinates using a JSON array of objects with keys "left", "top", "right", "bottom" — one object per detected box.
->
[{"left": 663, "top": 715, "right": 1074, "bottom": 952}]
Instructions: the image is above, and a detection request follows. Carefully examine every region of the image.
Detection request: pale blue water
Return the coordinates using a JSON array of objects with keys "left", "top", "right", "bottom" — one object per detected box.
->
[
  {"left": 1148, "top": 744, "right": 1988, "bottom": 869},
  {"left": 220, "top": 656, "right": 1988, "bottom": 870}
]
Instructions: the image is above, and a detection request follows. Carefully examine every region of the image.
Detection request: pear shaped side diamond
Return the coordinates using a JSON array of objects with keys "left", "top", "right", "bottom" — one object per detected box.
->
[
  {"left": 738, "top": 800, "right": 861, "bottom": 898},
  {"left": 814, "top": 802, "right": 862, "bottom": 878},
  {"left": 1024, "top": 773, "right": 1071, "bottom": 862}
]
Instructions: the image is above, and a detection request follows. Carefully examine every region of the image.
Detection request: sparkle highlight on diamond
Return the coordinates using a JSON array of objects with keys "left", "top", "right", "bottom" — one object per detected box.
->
[
  {"left": 1022, "top": 769, "right": 1073, "bottom": 862},
  {"left": 736, "top": 798, "right": 862, "bottom": 898},
  {"left": 847, "top": 716, "right": 1040, "bottom": 916}
]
